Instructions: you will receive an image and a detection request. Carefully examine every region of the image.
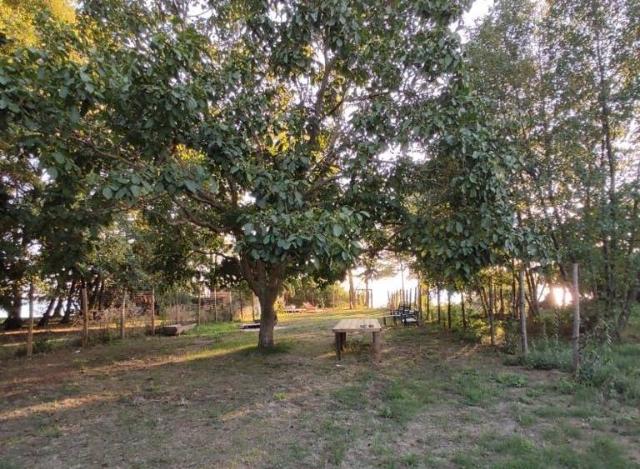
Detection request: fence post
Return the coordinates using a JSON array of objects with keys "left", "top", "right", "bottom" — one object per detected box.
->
[
  {"left": 197, "top": 285, "right": 202, "bottom": 326},
  {"left": 447, "top": 290, "right": 452, "bottom": 330},
  {"left": 120, "top": 290, "right": 126, "bottom": 339},
  {"left": 213, "top": 286, "right": 218, "bottom": 321},
  {"left": 572, "top": 263, "right": 581, "bottom": 374},
  {"left": 519, "top": 270, "right": 528, "bottom": 357},
  {"left": 150, "top": 287, "right": 155, "bottom": 335}
]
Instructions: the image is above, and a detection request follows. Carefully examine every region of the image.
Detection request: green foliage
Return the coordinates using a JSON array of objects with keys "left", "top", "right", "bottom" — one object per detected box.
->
[
  {"left": 378, "top": 378, "right": 433, "bottom": 423},
  {"left": 2, "top": 0, "right": 499, "bottom": 345},
  {"left": 518, "top": 340, "right": 573, "bottom": 372},
  {"left": 453, "top": 369, "right": 495, "bottom": 406},
  {"left": 466, "top": 0, "right": 640, "bottom": 334}
]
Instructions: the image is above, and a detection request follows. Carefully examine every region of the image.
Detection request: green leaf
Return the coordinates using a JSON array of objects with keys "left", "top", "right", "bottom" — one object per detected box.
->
[
  {"left": 332, "top": 224, "right": 343, "bottom": 237},
  {"left": 184, "top": 180, "right": 198, "bottom": 193},
  {"left": 130, "top": 185, "right": 141, "bottom": 197},
  {"left": 52, "top": 151, "right": 65, "bottom": 164},
  {"left": 102, "top": 187, "right": 113, "bottom": 199}
]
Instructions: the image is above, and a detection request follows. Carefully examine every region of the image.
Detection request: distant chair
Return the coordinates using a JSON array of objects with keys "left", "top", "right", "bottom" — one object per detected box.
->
[{"left": 384, "top": 303, "right": 419, "bottom": 326}]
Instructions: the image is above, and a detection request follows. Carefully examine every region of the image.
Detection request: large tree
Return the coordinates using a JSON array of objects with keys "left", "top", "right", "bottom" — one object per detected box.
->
[{"left": 3, "top": 0, "right": 515, "bottom": 347}]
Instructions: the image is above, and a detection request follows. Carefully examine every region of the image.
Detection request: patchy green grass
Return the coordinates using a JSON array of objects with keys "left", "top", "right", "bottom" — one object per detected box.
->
[{"left": 0, "top": 307, "right": 639, "bottom": 468}]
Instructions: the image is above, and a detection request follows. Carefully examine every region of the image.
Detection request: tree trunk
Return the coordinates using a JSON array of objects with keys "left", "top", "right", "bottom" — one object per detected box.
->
[
  {"left": 4, "top": 282, "right": 23, "bottom": 330},
  {"left": 436, "top": 286, "right": 441, "bottom": 324},
  {"left": 52, "top": 295, "right": 64, "bottom": 318},
  {"left": 519, "top": 270, "right": 528, "bottom": 357},
  {"left": 426, "top": 284, "right": 431, "bottom": 321},
  {"left": 89, "top": 275, "right": 101, "bottom": 311},
  {"left": 81, "top": 284, "right": 89, "bottom": 347},
  {"left": 61, "top": 279, "right": 77, "bottom": 324},
  {"left": 38, "top": 297, "right": 56, "bottom": 327},
  {"left": 257, "top": 292, "right": 278, "bottom": 349},
  {"left": 488, "top": 282, "right": 496, "bottom": 346},
  {"left": 348, "top": 270, "right": 355, "bottom": 309},
  {"left": 97, "top": 279, "right": 105, "bottom": 312},
  {"left": 365, "top": 277, "right": 370, "bottom": 308}
]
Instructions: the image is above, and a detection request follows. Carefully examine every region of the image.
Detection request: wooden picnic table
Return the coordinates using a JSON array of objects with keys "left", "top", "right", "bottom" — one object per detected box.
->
[{"left": 332, "top": 318, "right": 382, "bottom": 360}]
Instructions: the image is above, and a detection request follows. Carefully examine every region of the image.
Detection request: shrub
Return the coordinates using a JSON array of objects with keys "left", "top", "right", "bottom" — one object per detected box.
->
[{"left": 522, "top": 340, "right": 573, "bottom": 372}]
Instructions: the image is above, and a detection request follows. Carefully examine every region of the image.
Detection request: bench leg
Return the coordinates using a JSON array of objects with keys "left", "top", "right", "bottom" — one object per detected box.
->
[
  {"left": 340, "top": 332, "right": 347, "bottom": 351},
  {"left": 372, "top": 331, "right": 381, "bottom": 359},
  {"left": 335, "top": 332, "right": 342, "bottom": 360}
]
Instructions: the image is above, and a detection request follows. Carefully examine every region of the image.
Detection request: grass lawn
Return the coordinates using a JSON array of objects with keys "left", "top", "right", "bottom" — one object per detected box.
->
[{"left": 1, "top": 308, "right": 639, "bottom": 468}]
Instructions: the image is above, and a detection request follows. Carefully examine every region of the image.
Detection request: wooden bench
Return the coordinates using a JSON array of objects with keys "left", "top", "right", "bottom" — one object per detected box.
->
[{"left": 332, "top": 318, "right": 382, "bottom": 360}]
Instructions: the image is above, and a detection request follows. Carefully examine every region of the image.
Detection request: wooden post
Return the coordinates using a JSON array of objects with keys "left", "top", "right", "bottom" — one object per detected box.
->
[
  {"left": 436, "top": 286, "right": 441, "bottom": 325},
  {"left": 81, "top": 284, "right": 89, "bottom": 347},
  {"left": 150, "top": 287, "right": 155, "bottom": 335},
  {"left": 120, "top": 290, "right": 126, "bottom": 340},
  {"left": 372, "top": 331, "right": 381, "bottom": 359},
  {"left": 488, "top": 281, "right": 496, "bottom": 346},
  {"left": 572, "top": 263, "right": 581, "bottom": 373},
  {"left": 197, "top": 285, "right": 202, "bottom": 326},
  {"left": 447, "top": 290, "right": 452, "bottom": 330},
  {"left": 213, "top": 285, "right": 218, "bottom": 321},
  {"left": 27, "top": 282, "right": 34, "bottom": 357},
  {"left": 417, "top": 282, "right": 422, "bottom": 325},
  {"left": 519, "top": 270, "right": 528, "bottom": 357}
]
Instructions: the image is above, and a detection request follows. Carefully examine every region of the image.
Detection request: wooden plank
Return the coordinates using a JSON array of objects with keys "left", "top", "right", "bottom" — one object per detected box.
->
[{"left": 332, "top": 318, "right": 381, "bottom": 333}]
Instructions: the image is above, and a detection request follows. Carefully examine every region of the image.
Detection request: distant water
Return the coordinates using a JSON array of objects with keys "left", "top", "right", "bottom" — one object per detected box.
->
[{"left": 0, "top": 301, "right": 49, "bottom": 319}]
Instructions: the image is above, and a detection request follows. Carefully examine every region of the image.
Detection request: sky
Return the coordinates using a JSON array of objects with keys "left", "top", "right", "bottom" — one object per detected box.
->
[{"left": 463, "top": 0, "right": 494, "bottom": 26}]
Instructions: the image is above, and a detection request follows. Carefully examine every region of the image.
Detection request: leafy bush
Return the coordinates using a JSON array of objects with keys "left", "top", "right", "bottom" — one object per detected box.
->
[
  {"left": 522, "top": 340, "right": 573, "bottom": 371},
  {"left": 577, "top": 343, "right": 640, "bottom": 404},
  {"left": 510, "top": 335, "right": 640, "bottom": 405}
]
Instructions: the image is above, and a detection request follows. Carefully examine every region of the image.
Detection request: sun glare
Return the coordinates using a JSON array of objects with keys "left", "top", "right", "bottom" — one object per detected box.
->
[{"left": 551, "top": 286, "right": 573, "bottom": 307}]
